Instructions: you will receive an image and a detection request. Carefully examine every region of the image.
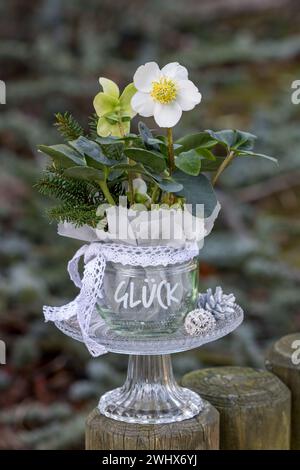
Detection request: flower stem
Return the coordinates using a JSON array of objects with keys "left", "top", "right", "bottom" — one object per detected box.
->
[
  {"left": 127, "top": 172, "right": 135, "bottom": 204},
  {"left": 98, "top": 180, "right": 115, "bottom": 205},
  {"left": 167, "top": 128, "right": 175, "bottom": 174},
  {"left": 118, "top": 113, "right": 134, "bottom": 204},
  {"left": 118, "top": 120, "right": 126, "bottom": 138},
  {"left": 151, "top": 184, "right": 161, "bottom": 204},
  {"left": 212, "top": 150, "right": 235, "bottom": 186}
]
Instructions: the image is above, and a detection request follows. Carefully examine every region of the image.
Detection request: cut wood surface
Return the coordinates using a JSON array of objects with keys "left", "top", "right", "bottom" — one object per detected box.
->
[
  {"left": 86, "top": 400, "right": 219, "bottom": 450},
  {"left": 182, "top": 366, "right": 291, "bottom": 450},
  {"left": 266, "top": 333, "right": 300, "bottom": 449}
]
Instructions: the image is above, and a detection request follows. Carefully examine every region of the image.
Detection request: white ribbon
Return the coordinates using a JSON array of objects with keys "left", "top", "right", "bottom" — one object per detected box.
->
[{"left": 43, "top": 242, "right": 199, "bottom": 357}]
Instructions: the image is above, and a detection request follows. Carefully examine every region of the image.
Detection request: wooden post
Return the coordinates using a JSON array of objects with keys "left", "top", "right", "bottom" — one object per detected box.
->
[
  {"left": 86, "top": 400, "right": 219, "bottom": 450},
  {"left": 265, "top": 333, "right": 300, "bottom": 449},
  {"left": 182, "top": 366, "right": 291, "bottom": 450}
]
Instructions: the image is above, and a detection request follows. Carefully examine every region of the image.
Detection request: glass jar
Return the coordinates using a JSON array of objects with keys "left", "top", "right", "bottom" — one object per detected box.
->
[{"left": 97, "top": 259, "right": 198, "bottom": 337}]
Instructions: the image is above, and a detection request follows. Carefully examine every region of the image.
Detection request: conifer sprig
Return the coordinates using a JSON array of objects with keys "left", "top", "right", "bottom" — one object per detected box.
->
[
  {"left": 35, "top": 167, "right": 107, "bottom": 227},
  {"left": 88, "top": 113, "right": 98, "bottom": 139},
  {"left": 35, "top": 167, "right": 104, "bottom": 205},
  {"left": 47, "top": 203, "right": 102, "bottom": 228},
  {"left": 54, "top": 112, "right": 84, "bottom": 141}
]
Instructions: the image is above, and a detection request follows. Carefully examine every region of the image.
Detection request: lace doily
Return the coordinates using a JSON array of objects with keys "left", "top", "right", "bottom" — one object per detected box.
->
[{"left": 43, "top": 242, "right": 199, "bottom": 356}]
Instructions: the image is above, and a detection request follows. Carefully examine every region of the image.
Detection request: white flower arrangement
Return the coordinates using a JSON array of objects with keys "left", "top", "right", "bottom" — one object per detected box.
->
[
  {"left": 37, "top": 60, "right": 269, "bottom": 353},
  {"left": 37, "top": 60, "right": 276, "bottom": 244}
]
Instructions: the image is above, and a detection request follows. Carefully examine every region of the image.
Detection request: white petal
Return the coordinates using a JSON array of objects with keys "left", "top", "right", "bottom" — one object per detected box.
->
[
  {"left": 133, "top": 178, "right": 147, "bottom": 194},
  {"left": 154, "top": 102, "right": 182, "bottom": 128},
  {"left": 176, "top": 80, "right": 202, "bottom": 111},
  {"left": 161, "top": 62, "right": 188, "bottom": 80},
  {"left": 178, "top": 79, "right": 200, "bottom": 94},
  {"left": 176, "top": 90, "right": 202, "bottom": 111},
  {"left": 133, "top": 62, "right": 160, "bottom": 93},
  {"left": 131, "top": 91, "right": 155, "bottom": 117}
]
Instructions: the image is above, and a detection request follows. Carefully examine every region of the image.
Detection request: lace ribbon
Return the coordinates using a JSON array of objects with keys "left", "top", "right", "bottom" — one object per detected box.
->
[{"left": 43, "top": 242, "right": 199, "bottom": 357}]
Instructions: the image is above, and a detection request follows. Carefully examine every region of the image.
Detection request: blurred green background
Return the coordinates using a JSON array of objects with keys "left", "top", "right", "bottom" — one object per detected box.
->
[{"left": 1, "top": 0, "right": 300, "bottom": 449}]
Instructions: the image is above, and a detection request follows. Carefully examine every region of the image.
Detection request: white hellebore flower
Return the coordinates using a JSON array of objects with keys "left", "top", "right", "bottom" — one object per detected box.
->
[{"left": 131, "top": 62, "right": 201, "bottom": 128}]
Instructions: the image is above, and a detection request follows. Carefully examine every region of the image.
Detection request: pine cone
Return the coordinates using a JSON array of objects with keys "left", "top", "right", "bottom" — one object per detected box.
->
[
  {"left": 184, "top": 308, "right": 216, "bottom": 336},
  {"left": 198, "top": 286, "right": 236, "bottom": 320}
]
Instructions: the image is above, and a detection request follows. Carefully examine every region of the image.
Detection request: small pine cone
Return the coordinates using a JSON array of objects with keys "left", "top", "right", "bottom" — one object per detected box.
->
[
  {"left": 198, "top": 286, "right": 236, "bottom": 320},
  {"left": 184, "top": 308, "right": 216, "bottom": 337}
]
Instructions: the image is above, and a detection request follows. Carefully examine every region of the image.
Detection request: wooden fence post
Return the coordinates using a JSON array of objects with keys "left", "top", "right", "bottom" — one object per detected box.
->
[
  {"left": 265, "top": 333, "right": 300, "bottom": 449},
  {"left": 182, "top": 366, "right": 291, "bottom": 450},
  {"left": 86, "top": 400, "right": 219, "bottom": 450}
]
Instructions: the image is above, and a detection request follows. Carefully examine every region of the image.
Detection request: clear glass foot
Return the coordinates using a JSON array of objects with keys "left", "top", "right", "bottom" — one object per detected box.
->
[{"left": 98, "top": 354, "right": 203, "bottom": 424}]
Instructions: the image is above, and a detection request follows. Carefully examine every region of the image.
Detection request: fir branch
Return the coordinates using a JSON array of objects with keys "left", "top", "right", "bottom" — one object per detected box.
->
[
  {"left": 35, "top": 168, "right": 104, "bottom": 206},
  {"left": 88, "top": 113, "right": 98, "bottom": 139},
  {"left": 36, "top": 174, "right": 88, "bottom": 204},
  {"left": 47, "top": 203, "right": 103, "bottom": 228},
  {"left": 54, "top": 112, "right": 84, "bottom": 141},
  {"left": 35, "top": 167, "right": 108, "bottom": 227},
  {"left": 108, "top": 181, "right": 124, "bottom": 198}
]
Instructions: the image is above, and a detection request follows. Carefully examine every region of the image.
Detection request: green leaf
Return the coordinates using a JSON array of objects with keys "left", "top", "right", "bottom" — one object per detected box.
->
[
  {"left": 124, "top": 148, "right": 167, "bottom": 173},
  {"left": 201, "top": 156, "right": 225, "bottom": 172},
  {"left": 138, "top": 122, "right": 161, "bottom": 152},
  {"left": 111, "top": 163, "right": 178, "bottom": 191},
  {"left": 206, "top": 129, "right": 235, "bottom": 148},
  {"left": 175, "top": 148, "right": 217, "bottom": 175},
  {"left": 196, "top": 148, "right": 215, "bottom": 160},
  {"left": 38, "top": 144, "right": 85, "bottom": 168},
  {"left": 174, "top": 171, "right": 218, "bottom": 217},
  {"left": 96, "top": 136, "right": 120, "bottom": 145},
  {"left": 175, "top": 132, "right": 217, "bottom": 153},
  {"left": 238, "top": 150, "right": 278, "bottom": 163},
  {"left": 64, "top": 166, "right": 105, "bottom": 181},
  {"left": 147, "top": 137, "right": 167, "bottom": 147},
  {"left": 69, "top": 136, "right": 119, "bottom": 167},
  {"left": 107, "top": 169, "right": 124, "bottom": 181},
  {"left": 232, "top": 130, "right": 257, "bottom": 150},
  {"left": 96, "top": 134, "right": 137, "bottom": 144},
  {"left": 206, "top": 129, "right": 257, "bottom": 151},
  {"left": 111, "top": 162, "right": 150, "bottom": 176},
  {"left": 69, "top": 136, "right": 99, "bottom": 157},
  {"left": 154, "top": 177, "right": 183, "bottom": 193},
  {"left": 175, "top": 149, "right": 202, "bottom": 176}
]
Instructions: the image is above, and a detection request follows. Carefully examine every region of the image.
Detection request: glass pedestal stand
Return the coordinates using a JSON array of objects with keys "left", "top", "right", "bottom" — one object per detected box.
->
[
  {"left": 99, "top": 354, "right": 202, "bottom": 424},
  {"left": 95, "top": 304, "right": 244, "bottom": 424}
]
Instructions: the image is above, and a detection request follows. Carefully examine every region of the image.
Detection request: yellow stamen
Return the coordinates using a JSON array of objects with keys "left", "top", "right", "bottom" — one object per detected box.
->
[{"left": 151, "top": 77, "right": 177, "bottom": 104}]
